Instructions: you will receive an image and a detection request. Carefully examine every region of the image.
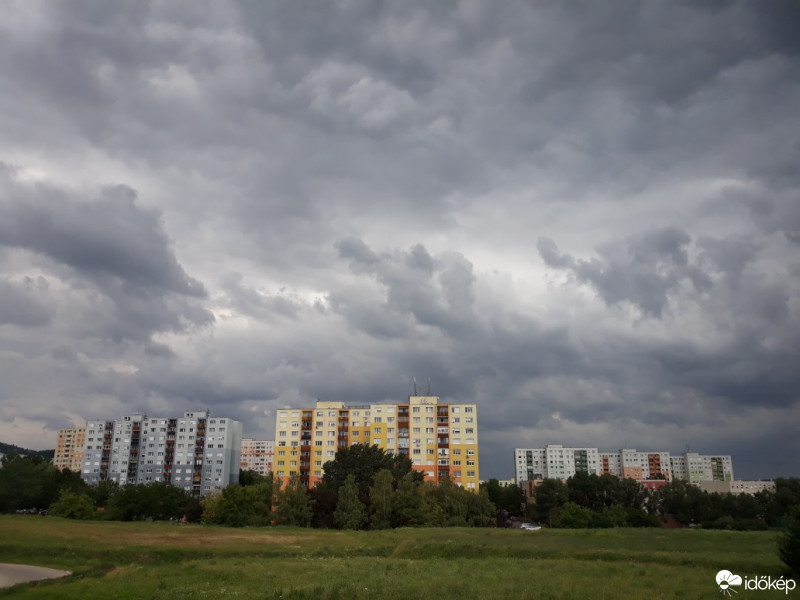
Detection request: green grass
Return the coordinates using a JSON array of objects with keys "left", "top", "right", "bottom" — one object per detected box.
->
[{"left": 0, "top": 516, "right": 790, "bottom": 599}]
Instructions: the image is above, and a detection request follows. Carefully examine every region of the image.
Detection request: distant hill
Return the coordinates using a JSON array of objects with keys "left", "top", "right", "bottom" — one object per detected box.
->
[{"left": 0, "top": 442, "right": 55, "bottom": 460}]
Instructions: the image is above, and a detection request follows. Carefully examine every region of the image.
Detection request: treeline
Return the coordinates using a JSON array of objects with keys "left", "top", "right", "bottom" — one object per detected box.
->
[
  {"left": 3, "top": 451, "right": 797, "bottom": 535},
  {"left": 201, "top": 444, "right": 496, "bottom": 529},
  {"left": 528, "top": 473, "right": 800, "bottom": 530},
  {"left": 0, "top": 452, "right": 196, "bottom": 521},
  {"left": 0, "top": 445, "right": 496, "bottom": 529}
]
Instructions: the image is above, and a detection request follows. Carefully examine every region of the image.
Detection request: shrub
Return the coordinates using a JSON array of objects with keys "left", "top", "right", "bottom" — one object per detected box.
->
[
  {"left": 49, "top": 490, "right": 96, "bottom": 520},
  {"left": 779, "top": 506, "right": 800, "bottom": 575}
]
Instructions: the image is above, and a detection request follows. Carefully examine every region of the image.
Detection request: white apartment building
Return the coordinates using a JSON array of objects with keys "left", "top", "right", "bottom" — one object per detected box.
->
[
  {"left": 670, "top": 452, "right": 733, "bottom": 483},
  {"left": 240, "top": 438, "right": 274, "bottom": 476},
  {"left": 515, "top": 445, "right": 602, "bottom": 482},
  {"left": 696, "top": 480, "right": 774, "bottom": 495},
  {"left": 515, "top": 446, "right": 733, "bottom": 485},
  {"left": 80, "top": 411, "right": 242, "bottom": 496}
]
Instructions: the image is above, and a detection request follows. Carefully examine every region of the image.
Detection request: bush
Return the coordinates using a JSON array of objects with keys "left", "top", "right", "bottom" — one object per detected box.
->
[
  {"left": 779, "top": 506, "right": 800, "bottom": 575},
  {"left": 49, "top": 491, "right": 96, "bottom": 520},
  {"left": 554, "top": 502, "right": 593, "bottom": 528}
]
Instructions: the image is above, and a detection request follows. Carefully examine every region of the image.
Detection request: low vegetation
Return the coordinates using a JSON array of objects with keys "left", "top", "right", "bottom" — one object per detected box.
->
[{"left": 0, "top": 516, "right": 790, "bottom": 599}]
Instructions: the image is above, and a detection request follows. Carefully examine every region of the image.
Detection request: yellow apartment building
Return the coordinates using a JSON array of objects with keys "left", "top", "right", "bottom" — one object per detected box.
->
[{"left": 274, "top": 395, "right": 479, "bottom": 491}]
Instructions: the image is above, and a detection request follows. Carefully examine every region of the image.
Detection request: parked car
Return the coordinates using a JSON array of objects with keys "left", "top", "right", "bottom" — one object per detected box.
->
[{"left": 521, "top": 523, "right": 542, "bottom": 531}]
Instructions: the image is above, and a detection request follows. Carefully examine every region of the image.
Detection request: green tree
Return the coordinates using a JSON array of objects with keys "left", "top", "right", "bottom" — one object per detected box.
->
[
  {"left": 534, "top": 479, "right": 569, "bottom": 525},
  {"left": 779, "top": 505, "right": 800, "bottom": 575},
  {"left": 105, "top": 482, "right": 189, "bottom": 521},
  {"left": 466, "top": 488, "right": 497, "bottom": 527},
  {"left": 334, "top": 474, "right": 367, "bottom": 530},
  {"left": 554, "top": 502, "right": 593, "bottom": 528},
  {"left": 591, "top": 504, "right": 627, "bottom": 528},
  {"left": 200, "top": 492, "right": 223, "bottom": 524},
  {"left": 393, "top": 472, "right": 425, "bottom": 527},
  {"left": 322, "top": 443, "right": 418, "bottom": 495},
  {"left": 209, "top": 480, "right": 274, "bottom": 527},
  {"left": 481, "top": 479, "right": 525, "bottom": 518},
  {"left": 369, "top": 469, "right": 394, "bottom": 530},
  {"left": 49, "top": 490, "right": 96, "bottom": 520},
  {"left": 0, "top": 454, "right": 60, "bottom": 512},
  {"left": 275, "top": 476, "right": 314, "bottom": 527},
  {"left": 239, "top": 469, "right": 263, "bottom": 486}
]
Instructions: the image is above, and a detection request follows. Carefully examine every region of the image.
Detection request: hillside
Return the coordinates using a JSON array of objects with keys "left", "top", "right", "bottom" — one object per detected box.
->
[{"left": 0, "top": 442, "right": 55, "bottom": 460}]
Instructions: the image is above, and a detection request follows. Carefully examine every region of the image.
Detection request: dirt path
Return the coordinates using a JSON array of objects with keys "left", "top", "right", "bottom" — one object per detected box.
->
[{"left": 0, "top": 563, "right": 71, "bottom": 588}]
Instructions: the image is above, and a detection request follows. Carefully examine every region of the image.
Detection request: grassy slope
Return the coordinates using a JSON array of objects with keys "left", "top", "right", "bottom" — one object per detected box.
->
[{"left": 0, "top": 516, "right": 788, "bottom": 600}]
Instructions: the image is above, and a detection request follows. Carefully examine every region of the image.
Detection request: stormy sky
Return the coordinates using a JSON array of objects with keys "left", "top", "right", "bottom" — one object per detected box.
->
[{"left": 1, "top": 1, "right": 798, "bottom": 480}]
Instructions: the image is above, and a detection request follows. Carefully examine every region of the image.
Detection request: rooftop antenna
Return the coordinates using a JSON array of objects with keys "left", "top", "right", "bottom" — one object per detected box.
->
[
  {"left": 427, "top": 378, "right": 431, "bottom": 396},
  {"left": 413, "top": 377, "right": 417, "bottom": 396}
]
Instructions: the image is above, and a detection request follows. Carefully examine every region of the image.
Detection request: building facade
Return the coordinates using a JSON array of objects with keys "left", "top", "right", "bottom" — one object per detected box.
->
[
  {"left": 515, "top": 446, "right": 733, "bottom": 486},
  {"left": 514, "top": 445, "right": 602, "bottom": 482},
  {"left": 80, "top": 411, "right": 242, "bottom": 496},
  {"left": 669, "top": 452, "right": 733, "bottom": 483},
  {"left": 600, "top": 449, "right": 672, "bottom": 481},
  {"left": 696, "top": 480, "right": 774, "bottom": 495},
  {"left": 274, "top": 395, "right": 480, "bottom": 490},
  {"left": 240, "top": 438, "right": 274, "bottom": 476},
  {"left": 54, "top": 427, "right": 86, "bottom": 472}
]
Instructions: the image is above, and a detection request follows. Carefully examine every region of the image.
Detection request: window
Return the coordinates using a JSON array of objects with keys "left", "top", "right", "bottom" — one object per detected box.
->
[{"left": 412, "top": 407, "right": 420, "bottom": 413}]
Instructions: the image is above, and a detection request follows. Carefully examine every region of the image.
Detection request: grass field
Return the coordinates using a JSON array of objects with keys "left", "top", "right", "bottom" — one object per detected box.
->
[{"left": 0, "top": 516, "right": 791, "bottom": 599}]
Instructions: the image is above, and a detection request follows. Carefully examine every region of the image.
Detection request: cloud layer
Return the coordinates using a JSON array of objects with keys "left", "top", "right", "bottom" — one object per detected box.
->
[{"left": 1, "top": 0, "right": 798, "bottom": 479}]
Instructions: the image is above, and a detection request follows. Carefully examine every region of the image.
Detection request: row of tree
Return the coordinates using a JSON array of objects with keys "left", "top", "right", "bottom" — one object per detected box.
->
[
  {"left": 0, "top": 446, "right": 497, "bottom": 529},
  {"left": 201, "top": 444, "right": 496, "bottom": 529},
  {"left": 3, "top": 451, "right": 798, "bottom": 535},
  {"left": 527, "top": 473, "right": 800, "bottom": 530}
]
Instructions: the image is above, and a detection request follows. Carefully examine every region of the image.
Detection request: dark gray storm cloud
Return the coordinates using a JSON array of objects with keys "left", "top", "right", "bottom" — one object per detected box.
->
[{"left": 0, "top": 0, "right": 798, "bottom": 479}]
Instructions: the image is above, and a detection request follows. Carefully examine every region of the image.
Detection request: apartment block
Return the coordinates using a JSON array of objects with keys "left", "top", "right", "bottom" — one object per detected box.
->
[
  {"left": 240, "top": 438, "right": 274, "bottom": 476},
  {"left": 515, "top": 446, "right": 733, "bottom": 486},
  {"left": 696, "top": 480, "right": 774, "bottom": 495},
  {"left": 600, "top": 449, "right": 672, "bottom": 481},
  {"left": 274, "top": 395, "right": 479, "bottom": 490},
  {"left": 514, "top": 445, "right": 602, "bottom": 482},
  {"left": 80, "top": 411, "right": 242, "bottom": 496},
  {"left": 54, "top": 427, "right": 86, "bottom": 472},
  {"left": 670, "top": 452, "right": 733, "bottom": 483}
]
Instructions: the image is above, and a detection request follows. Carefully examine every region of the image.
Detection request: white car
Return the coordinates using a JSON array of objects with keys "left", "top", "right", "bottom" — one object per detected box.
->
[{"left": 520, "top": 523, "right": 542, "bottom": 531}]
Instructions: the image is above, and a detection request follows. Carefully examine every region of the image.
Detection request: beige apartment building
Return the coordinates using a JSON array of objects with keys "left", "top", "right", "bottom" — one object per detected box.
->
[
  {"left": 240, "top": 438, "right": 274, "bottom": 476},
  {"left": 54, "top": 427, "right": 86, "bottom": 472}
]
